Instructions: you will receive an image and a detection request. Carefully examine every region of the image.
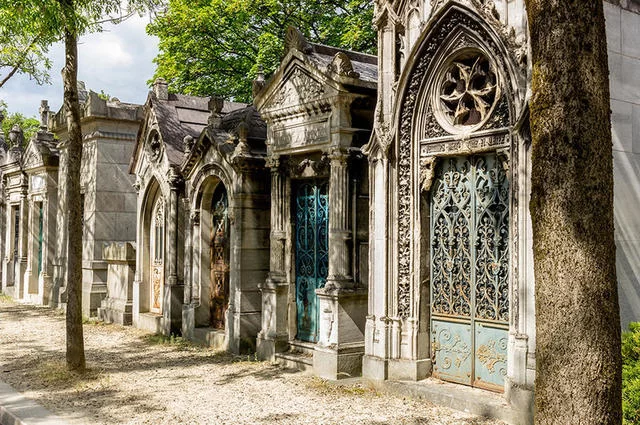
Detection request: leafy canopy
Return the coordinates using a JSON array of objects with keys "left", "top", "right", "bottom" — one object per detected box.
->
[
  {"left": 0, "top": 0, "right": 161, "bottom": 88},
  {"left": 147, "top": 0, "right": 376, "bottom": 102}
]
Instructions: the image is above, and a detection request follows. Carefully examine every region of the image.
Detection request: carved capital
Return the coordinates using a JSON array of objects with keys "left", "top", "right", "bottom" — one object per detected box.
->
[
  {"left": 328, "top": 147, "right": 349, "bottom": 166},
  {"left": 190, "top": 210, "right": 200, "bottom": 226},
  {"left": 265, "top": 155, "right": 280, "bottom": 171},
  {"left": 167, "top": 166, "right": 183, "bottom": 188},
  {"left": 496, "top": 148, "right": 510, "bottom": 174},
  {"left": 420, "top": 156, "right": 439, "bottom": 192}
]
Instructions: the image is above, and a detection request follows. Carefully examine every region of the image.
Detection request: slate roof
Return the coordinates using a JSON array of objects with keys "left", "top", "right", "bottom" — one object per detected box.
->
[
  {"left": 307, "top": 43, "right": 378, "bottom": 84},
  {"left": 145, "top": 92, "right": 246, "bottom": 166}
]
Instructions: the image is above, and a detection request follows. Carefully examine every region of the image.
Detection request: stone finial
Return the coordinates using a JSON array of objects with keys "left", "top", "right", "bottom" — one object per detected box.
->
[
  {"left": 252, "top": 64, "right": 266, "bottom": 98},
  {"left": 284, "top": 26, "right": 314, "bottom": 54},
  {"left": 153, "top": 78, "right": 169, "bottom": 101},
  {"left": 208, "top": 95, "right": 224, "bottom": 128},
  {"left": 77, "top": 81, "right": 88, "bottom": 103},
  {"left": 39, "top": 100, "right": 50, "bottom": 130},
  {"left": 327, "top": 52, "right": 360, "bottom": 78},
  {"left": 183, "top": 135, "right": 195, "bottom": 156},
  {"left": 8, "top": 124, "right": 24, "bottom": 147}
]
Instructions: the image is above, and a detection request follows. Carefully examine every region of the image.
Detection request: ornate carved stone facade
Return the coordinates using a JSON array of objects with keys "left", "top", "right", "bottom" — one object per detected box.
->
[
  {"left": 254, "top": 27, "right": 376, "bottom": 380},
  {"left": 363, "top": 0, "right": 532, "bottom": 421}
]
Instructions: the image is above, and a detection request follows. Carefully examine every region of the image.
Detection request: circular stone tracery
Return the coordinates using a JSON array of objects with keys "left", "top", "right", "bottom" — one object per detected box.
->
[{"left": 437, "top": 52, "right": 498, "bottom": 128}]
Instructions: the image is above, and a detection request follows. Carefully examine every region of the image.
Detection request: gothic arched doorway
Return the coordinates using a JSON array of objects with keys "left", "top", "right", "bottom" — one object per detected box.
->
[{"left": 209, "top": 184, "right": 230, "bottom": 329}]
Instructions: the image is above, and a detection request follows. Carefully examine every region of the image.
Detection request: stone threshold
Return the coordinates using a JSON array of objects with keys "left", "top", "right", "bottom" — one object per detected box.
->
[
  {"left": 320, "top": 377, "right": 532, "bottom": 425},
  {"left": 0, "top": 380, "right": 68, "bottom": 425}
]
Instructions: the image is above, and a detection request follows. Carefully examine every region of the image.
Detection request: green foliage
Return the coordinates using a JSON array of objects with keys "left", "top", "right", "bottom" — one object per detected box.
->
[
  {"left": 97, "top": 89, "right": 113, "bottom": 101},
  {"left": 147, "top": 0, "right": 376, "bottom": 102},
  {"left": 0, "top": 0, "right": 163, "bottom": 87},
  {"left": 0, "top": 102, "right": 40, "bottom": 146},
  {"left": 623, "top": 322, "right": 640, "bottom": 424}
]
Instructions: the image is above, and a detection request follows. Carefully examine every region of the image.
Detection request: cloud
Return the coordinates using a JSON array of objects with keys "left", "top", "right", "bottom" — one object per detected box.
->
[{"left": 0, "top": 14, "right": 158, "bottom": 118}]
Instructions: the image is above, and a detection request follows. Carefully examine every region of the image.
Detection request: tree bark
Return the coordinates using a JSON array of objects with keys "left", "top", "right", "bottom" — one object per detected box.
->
[
  {"left": 61, "top": 4, "right": 85, "bottom": 372},
  {"left": 525, "top": 0, "right": 621, "bottom": 423}
]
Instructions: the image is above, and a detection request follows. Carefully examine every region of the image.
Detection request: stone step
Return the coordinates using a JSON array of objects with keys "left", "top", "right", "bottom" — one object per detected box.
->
[{"left": 275, "top": 351, "right": 313, "bottom": 372}]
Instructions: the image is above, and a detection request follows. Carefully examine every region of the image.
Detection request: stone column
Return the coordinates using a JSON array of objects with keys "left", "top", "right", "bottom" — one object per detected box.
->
[
  {"left": 17, "top": 189, "right": 29, "bottom": 299},
  {"left": 314, "top": 148, "right": 368, "bottom": 380},
  {"left": 182, "top": 209, "right": 198, "bottom": 340},
  {"left": 2, "top": 197, "right": 12, "bottom": 294},
  {"left": 257, "top": 156, "right": 289, "bottom": 360},
  {"left": 325, "top": 148, "right": 353, "bottom": 289},
  {"left": 24, "top": 195, "right": 36, "bottom": 299},
  {"left": 163, "top": 169, "right": 184, "bottom": 335}
]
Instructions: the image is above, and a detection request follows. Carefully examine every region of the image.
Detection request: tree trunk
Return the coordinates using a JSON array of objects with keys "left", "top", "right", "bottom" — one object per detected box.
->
[
  {"left": 525, "top": 0, "right": 621, "bottom": 423},
  {"left": 61, "top": 21, "right": 85, "bottom": 372}
]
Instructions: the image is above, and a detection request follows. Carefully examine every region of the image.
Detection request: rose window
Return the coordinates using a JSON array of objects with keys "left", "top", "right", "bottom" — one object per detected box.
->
[{"left": 439, "top": 54, "right": 498, "bottom": 127}]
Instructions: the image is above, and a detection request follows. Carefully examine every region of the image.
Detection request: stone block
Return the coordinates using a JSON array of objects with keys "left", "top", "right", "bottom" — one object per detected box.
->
[
  {"left": 97, "top": 141, "right": 133, "bottom": 165},
  {"left": 95, "top": 164, "right": 136, "bottom": 193},
  {"left": 605, "top": 2, "right": 622, "bottom": 53},
  {"left": 138, "top": 312, "right": 163, "bottom": 334},
  {"left": 362, "top": 355, "right": 388, "bottom": 381},
  {"left": 622, "top": 9, "right": 640, "bottom": 59},
  {"left": 98, "top": 242, "right": 135, "bottom": 325},
  {"left": 241, "top": 227, "right": 270, "bottom": 249},
  {"left": 238, "top": 288, "right": 262, "bottom": 312},
  {"left": 313, "top": 343, "right": 365, "bottom": 380},
  {"left": 633, "top": 104, "right": 640, "bottom": 154},
  {"left": 613, "top": 151, "right": 640, "bottom": 241},
  {"left": 387, "top": 358, "right": 432, "bottom": 381},
  {"left": 612, "top": 99, "right": 633, "bottom": 152}
]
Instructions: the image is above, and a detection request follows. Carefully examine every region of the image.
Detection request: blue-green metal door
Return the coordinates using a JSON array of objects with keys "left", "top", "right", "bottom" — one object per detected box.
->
[
  {"left": 430, "top": 154, "right": 509, "bottom": 392},
  {"left": 294, "top": 180, "right": 329, "bottom": 343}
]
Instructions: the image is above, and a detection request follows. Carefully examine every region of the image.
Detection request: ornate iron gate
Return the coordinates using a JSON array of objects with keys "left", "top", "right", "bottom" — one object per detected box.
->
[
  {"left": 210, "top": 184, "right": 229, "bottom": 329},
  {"left": 150, "top": 196, "right": 164, "bottom": 314},
  {"left": 430, "top": 154, "right": 509, "bottom": 391},
  {"left": 294, "top": 180, "right": 329, "bottom": 343}
]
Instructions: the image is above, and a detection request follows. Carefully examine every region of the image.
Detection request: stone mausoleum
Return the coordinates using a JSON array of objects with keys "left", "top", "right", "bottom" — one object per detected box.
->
[
  {"left": 49, "top": 83, "right": 143, "bottom": 315},
  {"left": 1, "top": 2, "right": 640, "bottom": 423},
  {"left": 253, "top": 28, "right": 376, "bottom": 379}
]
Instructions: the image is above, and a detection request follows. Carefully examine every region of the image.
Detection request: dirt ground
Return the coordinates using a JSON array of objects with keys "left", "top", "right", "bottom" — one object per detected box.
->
[{"left": 0, "top": 296, "right": 505, "bottom": 425}]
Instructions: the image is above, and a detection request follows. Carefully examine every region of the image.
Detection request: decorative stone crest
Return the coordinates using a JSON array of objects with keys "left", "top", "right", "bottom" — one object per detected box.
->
[
  {"left": 183, "top": 135, "right": 195, "bottom": 157},
  {"left": 147, "top": 132, "right": 162, "bottom": 163},
  {"left": 327, "top": 52, "right": 360, "bottom": 79},
  {"left": 284, "top": 26, "right": 314, "bottom": 55},
  {"left": 288, "top": 154, "right": 331, "bottom": 178}
]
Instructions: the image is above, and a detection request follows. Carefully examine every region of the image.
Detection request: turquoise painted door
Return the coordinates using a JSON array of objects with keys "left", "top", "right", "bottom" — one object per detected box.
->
[
  {"left": 294, "top": 180, "right": 329, "bottom": 343},
  {"left": 430, "top": 154, "right": 509, "bottom": 392}
]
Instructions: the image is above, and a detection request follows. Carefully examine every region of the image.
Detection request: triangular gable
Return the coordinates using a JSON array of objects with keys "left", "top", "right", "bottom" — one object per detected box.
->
[{"left": 261, "top": 62, "right": 330, "bottom": 111}]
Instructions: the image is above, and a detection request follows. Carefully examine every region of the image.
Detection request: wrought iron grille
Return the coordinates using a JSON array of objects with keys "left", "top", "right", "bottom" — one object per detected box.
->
[
  {"left": 430, "top": 154, "right": 509, "bottom": 390},
  {"left": 294, "top": 180, "right": 329, "bottom": 343}
]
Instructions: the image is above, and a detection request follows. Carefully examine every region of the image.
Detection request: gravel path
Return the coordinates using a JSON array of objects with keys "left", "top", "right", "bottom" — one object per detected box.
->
[{"left": 0, "top": 297, "right": 505, "bottom": 425}]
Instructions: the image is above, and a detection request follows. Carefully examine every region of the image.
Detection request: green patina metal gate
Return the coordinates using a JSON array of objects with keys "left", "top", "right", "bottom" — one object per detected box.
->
[
  {"left": 294, "top": 180, "right": 329, "bottom": 343},
  {"left": 430, "top": 154, "right": 509, "bottom": 392},
  {"left": 37, "top": 203, "right": 43, "bottom": 276}
]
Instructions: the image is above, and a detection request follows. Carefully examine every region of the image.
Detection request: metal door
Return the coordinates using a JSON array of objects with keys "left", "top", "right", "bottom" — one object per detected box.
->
[
  {"left": 37, "top": 203, "right": 43, "bottom": 276},
  {"left": 209, "top": 184, "right": 229, "bottom": 329},
  {"left": 430, "top": 154, "right": 509, "bottom": 392},
  {"left": 150, "top": 196, "right": 164, "bottom": 314},
  {"left": 294, "top": 180, "right": 329, "bottom": 343}
]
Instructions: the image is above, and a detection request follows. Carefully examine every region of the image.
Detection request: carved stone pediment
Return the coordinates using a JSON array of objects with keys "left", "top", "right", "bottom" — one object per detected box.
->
[{"left": 264, "top": 66, "right": 325, "bottom": 110}]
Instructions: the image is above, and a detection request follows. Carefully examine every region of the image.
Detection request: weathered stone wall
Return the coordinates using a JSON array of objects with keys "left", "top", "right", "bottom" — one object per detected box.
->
[{"left": 605, "top": 3, "right": 640, "bottom": 329}]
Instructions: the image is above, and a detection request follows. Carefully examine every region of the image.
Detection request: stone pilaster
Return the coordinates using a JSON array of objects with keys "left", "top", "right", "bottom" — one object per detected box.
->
[
  {"left": 257, "top": 156, "right": 289, "bottom": 360},
  {"left": 325, "top": 148, "right": 353, "bottom": 290},
  {"left": 16, "top": 190, "right": 28, "bottom": 300},
  {"left": 163, "top": 169, "right": 184, "bottom": 335}
]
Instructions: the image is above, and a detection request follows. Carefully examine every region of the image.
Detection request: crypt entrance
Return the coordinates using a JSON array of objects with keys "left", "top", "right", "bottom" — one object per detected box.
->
[
  {"left": 293, "top": 178, "right": 329, "bottom": 343},
  {"left": 208, "top": 182, "right": 230, "bottom": 330},
  {"left": 429, "top": 154, "right": 509, "bottom": 391}
]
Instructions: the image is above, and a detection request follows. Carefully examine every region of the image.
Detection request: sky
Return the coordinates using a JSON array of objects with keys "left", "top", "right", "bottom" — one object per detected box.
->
[{"left": 0, "top": 14, "right": 159, "bottom": 118}]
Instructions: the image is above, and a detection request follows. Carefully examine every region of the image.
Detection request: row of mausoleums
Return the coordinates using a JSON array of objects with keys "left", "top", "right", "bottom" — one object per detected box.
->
[{"left": 2, "top": 1, "right": 640, "bottom": 422}]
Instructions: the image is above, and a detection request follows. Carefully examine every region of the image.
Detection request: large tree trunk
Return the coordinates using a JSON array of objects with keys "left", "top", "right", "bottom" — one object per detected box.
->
[
  {"left": 525, "top": 0, "right": 621, "bottom": 423},
  {"left": 61, "top": 20, "right": 85, "bottom": 371}
]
